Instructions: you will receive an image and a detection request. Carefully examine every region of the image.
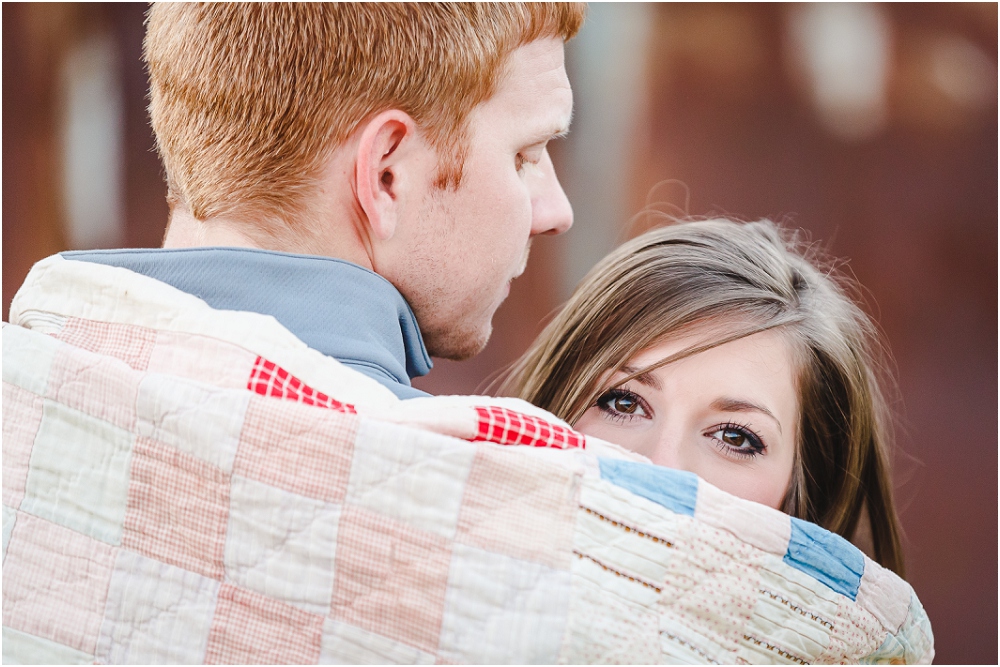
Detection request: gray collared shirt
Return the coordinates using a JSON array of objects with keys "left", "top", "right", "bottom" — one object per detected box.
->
[{"left": 62, "top": 247, "right": 432, "bottom": 399}]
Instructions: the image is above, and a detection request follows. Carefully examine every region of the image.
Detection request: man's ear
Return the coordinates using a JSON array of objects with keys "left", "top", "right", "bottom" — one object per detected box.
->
[{"left": 355, "top": 110, "right": 419, "bottom": 242}]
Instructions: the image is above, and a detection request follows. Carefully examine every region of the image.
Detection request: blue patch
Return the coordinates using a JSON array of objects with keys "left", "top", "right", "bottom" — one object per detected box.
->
[
  {"left": 783, "top": 517, "right": 865, "bottom": 600},
  {"left": 598, "top": 459, "right": 698, "bottom": 516}
]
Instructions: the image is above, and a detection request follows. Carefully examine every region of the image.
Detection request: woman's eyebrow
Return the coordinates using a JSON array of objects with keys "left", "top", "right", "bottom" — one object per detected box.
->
[
  {"left": 620, "top": 365, "right": 662, "bottom": 390},
  {"left": 711, "top": 397, "right": 782, "bottom": 433}
]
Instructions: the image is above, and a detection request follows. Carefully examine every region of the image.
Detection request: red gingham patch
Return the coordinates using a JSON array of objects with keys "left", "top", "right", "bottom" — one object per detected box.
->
[
  {"left": 205, "top": 583, "right": 323, "bottom": 665},
  {"left": 472, "top": 406, "right": 586, "bottom": 450},
  {"left": 247, "top": 356, "right": 357, "bottom": 413},
  {"left": 234, "top": 396, "right": 358, "bottom": 503},
  {"left": 123, "top": 437, "right": 230, "bottom": 580},
  {"left": 331, "top": 506, "right": 452, "bottom": 653},
  {"left": 55, "top": 317, "right": 156, "bottom": 372}
]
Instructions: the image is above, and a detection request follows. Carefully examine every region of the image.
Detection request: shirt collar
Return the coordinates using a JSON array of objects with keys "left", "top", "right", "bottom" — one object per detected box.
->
[{"left": 61, "top": 247, "right": 433, "bottom": 392}]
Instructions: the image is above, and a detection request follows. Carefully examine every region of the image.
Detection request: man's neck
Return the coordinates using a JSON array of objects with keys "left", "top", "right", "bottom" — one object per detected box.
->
[
  {"left": 162, "top": 209, "right": 262, "bottom": 249},
  {"left": 161, "top": 206, "right": 376, "bottom": 271}
]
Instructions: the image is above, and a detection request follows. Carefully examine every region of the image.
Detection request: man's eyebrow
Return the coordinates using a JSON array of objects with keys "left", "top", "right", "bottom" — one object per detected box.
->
[
  {"left": 711, "top": 397, "right": 782, "bottom": 434},
  {"left": 619, "top": 365, "right": 662, "bottom": 390},
  {"left": 522, "top": 123, "right": 571, "bottom": 148}
]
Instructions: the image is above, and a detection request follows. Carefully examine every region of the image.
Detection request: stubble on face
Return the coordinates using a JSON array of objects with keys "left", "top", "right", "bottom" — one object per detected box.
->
[
  {"left": 391, "top": 195, "right": 494, "bottom": 361},
  {"left": 411, "top": 241, "right": 533, "bottom": 362},
  {"left": 424, "top": 315, "right": 494, "bottom": 361},
  {"left": 404, "top": 263, "right": 494, "bottom": 361}
]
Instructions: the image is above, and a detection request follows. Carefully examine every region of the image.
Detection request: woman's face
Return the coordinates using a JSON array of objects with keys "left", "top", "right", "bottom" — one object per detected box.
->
[{"left": 574, "top": 328, "right": 799, "bottom": 509}]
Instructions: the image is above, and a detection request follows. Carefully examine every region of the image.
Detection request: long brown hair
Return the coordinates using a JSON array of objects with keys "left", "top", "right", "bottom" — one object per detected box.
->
[{"left": 501, "top": 218, "right": 905, "bottom": 575}]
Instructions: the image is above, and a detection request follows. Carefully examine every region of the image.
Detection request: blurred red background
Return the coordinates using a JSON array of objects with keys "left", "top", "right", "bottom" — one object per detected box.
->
[{"left": 4, "top": 4, "right": 996, "bottom": 662}]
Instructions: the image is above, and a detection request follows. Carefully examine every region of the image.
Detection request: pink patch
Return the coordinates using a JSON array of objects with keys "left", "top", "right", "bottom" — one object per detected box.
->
[
  {"left": 247, "top": 356, "right": 357, "bottom": 413},
  {"left": 455, "top": 445, "right": 577, "bottom": 569},
  {"left": 855, "top": 555, "right": 910, "bottom": 634},
  {"left": 234, "top": 396, "right": 357, "bottom": 503},
  {"left": 473, "top": 406, "right": 585, "bottom": 450},
  {"left": 205, "top": 584, "right": 323, "bottom": 665},
  {"left": 694, "top": 481, "right": 791, "bottom": 556},
  {"left": 2, "top": 512, "right": 116, "bottom": 655},
  {"left": 123, "top": 437, "right": 230, "bottom": 580},
  {"left": 331, "top": 507, "right": 452, "bottom": 653},
  {"left": 46, "top": 345, "right": 141, "bottom": 431},
  {"left": 2, "top": 383, "right": 44, "bottom": 507},
  {"left": 56, "top": 317, "right": 156, "bottom": 371},
  {"left": 148, "top": 330, "right": 258, "bottom": 390}
]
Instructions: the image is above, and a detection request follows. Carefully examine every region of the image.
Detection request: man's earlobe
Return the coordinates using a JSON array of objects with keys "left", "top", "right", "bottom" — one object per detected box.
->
[{"left": 355, "top": 110, "right": 415, "bottom": 242}]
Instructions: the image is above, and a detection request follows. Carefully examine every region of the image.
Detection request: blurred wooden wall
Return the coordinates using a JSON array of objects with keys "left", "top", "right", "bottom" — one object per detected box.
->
[
  {"left": 3, "top": 2, "right": 166, "bottom": 321},
  {"left": 3, "top": 3, "right": 73, "bottom": 319}
]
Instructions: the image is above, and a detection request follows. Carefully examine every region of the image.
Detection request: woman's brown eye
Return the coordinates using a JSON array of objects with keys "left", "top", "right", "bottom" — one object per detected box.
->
[
  {"left": 722, "top": 429, "right": 746, "bottom": 447},
  {"left": 708, "top": 424, "right": 765, "bottom": 459},
  {"left": 614, "top": 395, "right": 638, "bottom": 413},
  {"left": 595, "top": 389, "right": 649, "bottom": 421}
]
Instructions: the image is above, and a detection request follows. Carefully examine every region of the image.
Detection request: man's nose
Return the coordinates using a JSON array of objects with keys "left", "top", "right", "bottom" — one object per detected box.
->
[{"left": 530, "top": 150, "right": 573, "bottom": 236}]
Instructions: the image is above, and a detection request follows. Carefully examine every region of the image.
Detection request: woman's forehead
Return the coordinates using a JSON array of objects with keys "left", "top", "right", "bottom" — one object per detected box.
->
[{"left": 627, "top": 318, "right": 787, "bottom": 366}]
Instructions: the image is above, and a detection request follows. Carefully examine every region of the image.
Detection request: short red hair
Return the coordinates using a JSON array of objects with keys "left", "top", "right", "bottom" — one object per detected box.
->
[{"left": 144, "top": 3, "right": 584, "bottom": 224}]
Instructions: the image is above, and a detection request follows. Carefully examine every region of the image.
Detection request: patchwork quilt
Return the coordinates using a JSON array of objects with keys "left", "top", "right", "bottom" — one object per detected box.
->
[{"left": 2, "top": 255, "right": 934, "bottom": 664}]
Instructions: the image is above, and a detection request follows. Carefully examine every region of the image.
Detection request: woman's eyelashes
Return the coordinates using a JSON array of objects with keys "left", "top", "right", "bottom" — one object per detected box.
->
[
  {"left": 594, "top": 389, "right": 769, "bottom": 460},
  {"left": 595, "top": 387, "right": 651, "bottom": 423},
  {"left": 705, "top": 422, "right": 766, "bottom": 459}
]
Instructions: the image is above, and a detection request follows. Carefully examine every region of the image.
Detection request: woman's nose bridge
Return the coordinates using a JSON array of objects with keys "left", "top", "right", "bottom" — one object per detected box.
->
[{"left": 650, "top": 431, "right": 690, "bottom": 472}]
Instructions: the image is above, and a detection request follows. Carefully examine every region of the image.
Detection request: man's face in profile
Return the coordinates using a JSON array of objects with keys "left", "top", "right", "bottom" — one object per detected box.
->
[{"left": 382, "top": 37, "right": 575, "bottom": 360}]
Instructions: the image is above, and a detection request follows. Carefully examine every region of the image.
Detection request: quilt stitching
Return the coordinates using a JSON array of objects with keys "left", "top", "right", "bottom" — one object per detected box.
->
[
  {"left": 760, "top": 588, "right": 834, "bottom": 630},
  {"left": 580, "top": 505, "right": 675, "bottom": 547},
  {"left": 743, "top": 633, "right": 808, "bottom": 665},
  {"left": 572, "top": 549, "right": 664, "bottom": 593}
]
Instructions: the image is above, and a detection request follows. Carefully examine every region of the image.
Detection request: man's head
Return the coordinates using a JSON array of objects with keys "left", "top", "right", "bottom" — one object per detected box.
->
[{"left": 145, "top": 4, "right": 582, "bottom": 358}]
